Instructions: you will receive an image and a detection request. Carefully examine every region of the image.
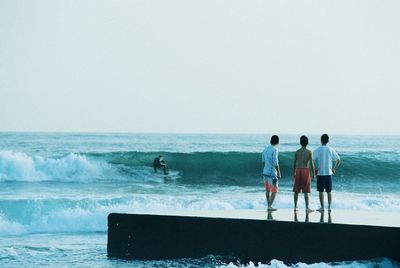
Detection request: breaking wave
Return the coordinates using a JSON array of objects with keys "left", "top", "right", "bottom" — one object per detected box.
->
[{"left": 1, "top": 150, "right": 399, "bottom": 187}]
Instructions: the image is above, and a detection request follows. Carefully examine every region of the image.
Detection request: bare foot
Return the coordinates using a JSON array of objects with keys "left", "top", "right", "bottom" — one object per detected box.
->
[
  {"left": 294, "top": 207, "right": 298, "bottom": 211},
  {"left": 316, "top": 207, "right": 324, "bottom": 212},
  {"left": 267, "top": 207, "right": 278, "bottom": 211},
  {"left": 306, "top": 208, "right": 314, "bottom": 213}
]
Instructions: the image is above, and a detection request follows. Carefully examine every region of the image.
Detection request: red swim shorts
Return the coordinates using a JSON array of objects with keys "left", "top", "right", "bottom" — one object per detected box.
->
[
  {"left": 264, "top": 176, "right": 278, "bottom": 193},
  {"left": 293, "top": 168, "right": 311, "bottom": 193}
]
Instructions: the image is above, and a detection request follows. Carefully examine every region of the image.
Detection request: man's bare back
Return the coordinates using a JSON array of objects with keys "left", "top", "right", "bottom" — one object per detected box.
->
[
  {"left": 295, "top": 147, "right": 312, "bottom": 168},
  {"left": 293, "top": 136, "right": 315, "bottom": 212}
]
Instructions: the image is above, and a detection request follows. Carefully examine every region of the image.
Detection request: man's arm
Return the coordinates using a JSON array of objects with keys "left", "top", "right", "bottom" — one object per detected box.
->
[
  {"left": 273, "top": 150, "right": 281, "bottom": 178},
  {"left": 309, "top": 151, "right": 315, "bottom": 179},
  {"left": 293, "top": 151, "right": 297, "bottom": 177},
  {"left": 332, "top": 149, "right": 341, "bottom": 174},
  {"left": 275, "top": 165, "right": 281, "bottom": 179},
  {"left": 332, "top": 159, "right": 341, "bottom": 174},
  {"left": 312, "top": 149, "right": 319, "bottom": 175}
]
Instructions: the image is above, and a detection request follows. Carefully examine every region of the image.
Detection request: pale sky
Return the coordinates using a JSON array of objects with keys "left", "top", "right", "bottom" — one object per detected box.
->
[{"left": 1, "top": 1, "right": 399, "bottom": 134}]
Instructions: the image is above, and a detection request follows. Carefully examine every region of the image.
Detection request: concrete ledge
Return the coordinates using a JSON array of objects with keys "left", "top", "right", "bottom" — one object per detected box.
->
[{"left": 107, "top": 210, "right": 400, "bottom": 263}]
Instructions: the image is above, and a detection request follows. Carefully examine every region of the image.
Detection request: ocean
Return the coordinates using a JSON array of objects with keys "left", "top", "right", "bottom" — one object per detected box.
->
[{"left": 0, "top": 132, "right": 399, "bottom": 268}]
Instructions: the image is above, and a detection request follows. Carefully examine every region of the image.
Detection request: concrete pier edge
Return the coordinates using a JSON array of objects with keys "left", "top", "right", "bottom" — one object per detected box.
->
[{"left": 107, "top": 210, "right": 400, "bottom": 263}]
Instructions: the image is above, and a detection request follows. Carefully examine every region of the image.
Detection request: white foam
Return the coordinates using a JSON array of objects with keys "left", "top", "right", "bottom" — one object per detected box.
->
[
  {"left": 0, "top": 213, "right": 26, "bottom": 235},
  {"left": 0, "top": 189, "right": 399, "bottom": 235},
  {"left": 0, "top": 151, "right": 106, "bottom": 182},
  {"left": 219, "top": 258, "right": 399, "bottom": 267}
]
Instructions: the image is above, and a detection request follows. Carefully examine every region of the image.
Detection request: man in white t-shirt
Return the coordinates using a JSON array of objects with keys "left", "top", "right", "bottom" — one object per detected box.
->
[
  {"left": 262, "top": 135, "right": 281, "bottom": 211},
  {"left": 313, "top": 134, "right": 341, "bottom": 212}
]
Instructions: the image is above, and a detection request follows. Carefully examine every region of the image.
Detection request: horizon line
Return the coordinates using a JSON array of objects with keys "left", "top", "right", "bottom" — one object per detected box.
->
[{"left": 0, "top": 130, "right": 399, "bottom": 136}]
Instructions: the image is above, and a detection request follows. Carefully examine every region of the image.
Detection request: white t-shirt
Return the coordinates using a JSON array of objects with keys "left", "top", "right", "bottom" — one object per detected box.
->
[
  {"left": 262, "top": 145, "right": 279, "bottom": 177},
  {"left": 313, "top": 145, "right": 340, "bottom": 176}
]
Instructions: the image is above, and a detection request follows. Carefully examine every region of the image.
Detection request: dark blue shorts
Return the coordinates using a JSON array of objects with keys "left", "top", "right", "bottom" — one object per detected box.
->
[{"left": 317, "top": 175, "right": 332, "bottom": 192}]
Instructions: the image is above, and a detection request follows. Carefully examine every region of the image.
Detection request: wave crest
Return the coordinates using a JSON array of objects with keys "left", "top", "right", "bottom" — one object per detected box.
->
[
  {"left": 1, "top": 150, "right": 399, "bottom": 186},
  {"left": 0, "top": 151, "right": 105, "bottom": 182}
]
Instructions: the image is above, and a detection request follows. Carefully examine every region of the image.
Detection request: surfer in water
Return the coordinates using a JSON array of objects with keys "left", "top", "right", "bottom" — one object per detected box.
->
[{"left": 153, "top": 155, "right": 169, "bottom": 175}]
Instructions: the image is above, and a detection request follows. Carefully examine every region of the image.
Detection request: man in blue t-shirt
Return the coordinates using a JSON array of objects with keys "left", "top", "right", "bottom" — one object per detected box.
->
[
  {"left": 313, "top": 134, "right": 341, "bottom": 212},
  {"left": 262, "top": 135, "right": 281, "bottom": 211}
]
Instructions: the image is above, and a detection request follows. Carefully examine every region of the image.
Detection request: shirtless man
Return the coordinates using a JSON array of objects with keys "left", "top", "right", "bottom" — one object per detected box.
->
[{"left": 293, "top": 135, "right": 315, "bottom": 212}]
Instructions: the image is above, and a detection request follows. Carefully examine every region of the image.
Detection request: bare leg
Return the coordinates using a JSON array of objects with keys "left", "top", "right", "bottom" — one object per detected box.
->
[
  {"left": 270, "top": 192, "right": 277, "bottom": 206},
  {"left": 294, "top": 193, "right": 299, "bottom": 210},
  {"left": 317, "top": 192, "right": 324, "bottom": 211},
  {"left": 327, "top": 192, "right": 332, "bottom": 211},
  {"left": 266, "top": 191, "right": 271, "bottom": 208},
  {"left": 305, "top": 193, "right": 313, "bottom": 212},
  {"left": 266, "top": 191, "right": 277, "bottom": 211}
]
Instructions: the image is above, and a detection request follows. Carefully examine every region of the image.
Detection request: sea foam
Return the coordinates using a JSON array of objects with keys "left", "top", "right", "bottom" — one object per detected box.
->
[
  {"left": 0, "top": 151, "right": 106, "bottom": 182},
  {"left": 219, "top": 258, "right": 399, "bottom": 268},
  {"left": 0, "top": 191, "right": 399, "bottom": 236}
]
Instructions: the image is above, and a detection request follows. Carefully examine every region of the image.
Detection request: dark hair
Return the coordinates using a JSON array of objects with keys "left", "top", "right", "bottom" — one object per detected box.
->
[
  {"left": 300, "top": 135, "right": 308, "bottom": 147},
  {"left": 270, "top": 135, "right": 279, "bottom": 145},
  {"left": 321, "top": 134, "right": 329, "bottom": 144}
]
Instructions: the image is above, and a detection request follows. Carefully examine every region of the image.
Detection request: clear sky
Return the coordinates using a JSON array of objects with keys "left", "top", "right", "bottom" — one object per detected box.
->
[{"left": 1, "top": 1, "right": 399, "bottom": 134}]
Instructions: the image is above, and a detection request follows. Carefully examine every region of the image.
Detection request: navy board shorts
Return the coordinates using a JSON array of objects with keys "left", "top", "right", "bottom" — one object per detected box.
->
[{"left": 317, "top": 175, "right": 332, "bottom": 192}]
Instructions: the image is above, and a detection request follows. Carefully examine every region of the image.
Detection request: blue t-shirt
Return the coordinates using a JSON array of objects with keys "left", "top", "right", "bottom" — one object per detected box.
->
[{"left": 262, "top": 145, "right": 279, "bottom": 177}]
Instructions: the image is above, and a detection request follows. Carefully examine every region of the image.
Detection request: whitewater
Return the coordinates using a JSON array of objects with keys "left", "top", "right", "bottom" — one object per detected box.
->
[{"left": 0, "top": 132, "right": 399, "bottom": 267}]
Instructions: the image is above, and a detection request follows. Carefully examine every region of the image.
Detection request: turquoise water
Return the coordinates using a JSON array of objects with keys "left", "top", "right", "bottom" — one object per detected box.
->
[{"left": 0, "top": 133, "right": 399, "bottom": 267}]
